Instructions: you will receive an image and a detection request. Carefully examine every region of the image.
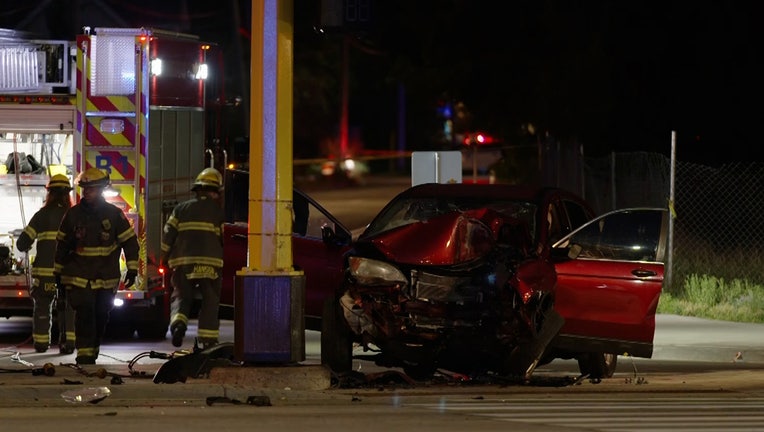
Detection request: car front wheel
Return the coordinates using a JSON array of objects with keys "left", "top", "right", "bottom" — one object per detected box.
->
[
  {"left": 577, "top": 352, "right": 618, "bottom": 379},
  {"left": 321, "top": 296, "right": 353, "bottom": 374}
]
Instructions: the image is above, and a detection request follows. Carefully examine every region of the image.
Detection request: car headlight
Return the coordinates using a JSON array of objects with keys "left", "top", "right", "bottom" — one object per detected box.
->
[{"left": 348, "top": 256, "right": 408, "bottom": 286}]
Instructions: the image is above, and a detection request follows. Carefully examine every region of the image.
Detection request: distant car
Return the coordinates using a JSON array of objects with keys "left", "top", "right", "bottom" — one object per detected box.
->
[
  {"left": 222, "top": 182, "right": 668, "bottom": 381},
  {"left": 317, "top": 183, "right": 668, "bottom": 380}
]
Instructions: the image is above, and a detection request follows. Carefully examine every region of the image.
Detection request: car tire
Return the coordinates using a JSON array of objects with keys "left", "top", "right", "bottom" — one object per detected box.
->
[
  {"left": 504, "top": 307, "right": 564, "bottom": 379},
  {"left": 403, "top": 363, "right": 437, "bottom": 381},
  {"left": 321, "top": 296, "right": 353, "bottom": 374},
  {"left": 577, "top": 352, "right": 618, "bottom": 379}
]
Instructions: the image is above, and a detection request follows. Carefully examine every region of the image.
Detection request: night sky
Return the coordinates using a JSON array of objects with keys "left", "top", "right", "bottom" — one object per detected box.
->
[{"left": 1, "top": 1, "right": 760, "bottom": 166}]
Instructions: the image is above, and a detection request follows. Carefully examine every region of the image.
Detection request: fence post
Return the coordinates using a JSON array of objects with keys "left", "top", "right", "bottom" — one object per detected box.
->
[
  {"left": 666, "top": 131, "right": 676, "bottom": 291},
  {"left": 610, "top": 152, "right": 616, "bottom": 210}
]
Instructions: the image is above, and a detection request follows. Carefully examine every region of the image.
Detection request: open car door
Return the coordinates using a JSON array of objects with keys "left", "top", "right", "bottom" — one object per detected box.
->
[
  {"left": 551, "top": 208, "right": 670, "bottom": 358},
  {"left": 221, "top": 188, "right": 352, "bottom": 331},
  {"left": 291, "top": 189, "right": 353, "bottom": 329}
]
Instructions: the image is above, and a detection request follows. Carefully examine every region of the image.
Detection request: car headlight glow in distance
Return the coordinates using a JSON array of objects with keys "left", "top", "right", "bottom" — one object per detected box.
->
[{"left": 349, "top": 256, "right": 407, "bottom": 286}]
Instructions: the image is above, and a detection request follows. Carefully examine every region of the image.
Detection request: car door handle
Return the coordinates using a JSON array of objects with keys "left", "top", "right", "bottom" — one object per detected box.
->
[{"left": 632, "top": 269, "right": 656, "bottom": 277}]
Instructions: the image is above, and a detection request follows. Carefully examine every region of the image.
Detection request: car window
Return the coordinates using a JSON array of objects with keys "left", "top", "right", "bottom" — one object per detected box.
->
[
  {"left": 546, "top": 204, "right": 563, "bottom": 245},
  {"left": 563, "top": 199, "right": 592, "bottom": 229},
  {"left": 294, "top": 199, "right": 338, "bottom": 239},
  {"left": 566, "top": 210, "right": 664, "bottom": 262}
]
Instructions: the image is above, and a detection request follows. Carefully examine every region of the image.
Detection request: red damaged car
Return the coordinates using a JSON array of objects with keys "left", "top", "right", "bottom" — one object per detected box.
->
[
  {"left": 317, "top": 183, "right": 668, "bottom": 381},
  {"left": 223, "top": 180, "right": 668, "bottom": 381}
]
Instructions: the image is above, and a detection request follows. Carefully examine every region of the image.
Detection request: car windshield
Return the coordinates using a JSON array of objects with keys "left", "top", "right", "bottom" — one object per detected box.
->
[{"left": 363, "top": 196, "right": 538, "bottom": 242}]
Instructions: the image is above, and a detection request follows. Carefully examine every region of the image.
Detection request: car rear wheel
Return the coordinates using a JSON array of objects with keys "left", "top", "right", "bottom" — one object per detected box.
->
[
  {"left": 403, "top": 363, "right": 437, "bottom": 381},
  {"left": 577, "top": 352, "right": 618, "bottom": 379},
  {"left": 321, "top": 296, "right": 353, "bottom": 374}
]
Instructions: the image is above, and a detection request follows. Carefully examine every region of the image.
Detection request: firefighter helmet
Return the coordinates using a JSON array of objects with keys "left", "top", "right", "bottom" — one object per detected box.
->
[
  {"left": 192, "top": 167, "right": 223, "bottom": 191},
  {"left": 46, "top": 174, "right": 72, "bottom": 191},
  {"left": 75, "top": 168, "right": 110, "bottom": 188}
]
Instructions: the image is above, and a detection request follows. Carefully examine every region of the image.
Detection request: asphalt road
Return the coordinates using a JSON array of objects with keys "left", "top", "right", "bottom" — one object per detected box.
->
[
  {"left": 2, "top": 314, "right": 764, "bottom": 432},
  {"left": 298, "top": 174, "right": 412, "bottom": 231}
]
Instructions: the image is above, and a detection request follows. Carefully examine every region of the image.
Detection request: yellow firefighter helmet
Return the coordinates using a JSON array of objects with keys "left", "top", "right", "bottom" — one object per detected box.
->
[
  {"left": 75, "top": 168, "right": 110, "bottom": 188},
  {"left": 192, "top": 167, "right": 223, "bottom": 191},
  {"left": 46, "top": 174, "right": 72, "bottom": 191}
]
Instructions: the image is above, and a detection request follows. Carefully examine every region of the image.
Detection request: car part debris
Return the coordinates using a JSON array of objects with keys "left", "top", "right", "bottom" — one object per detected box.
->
[
  {"left": 61, "top": 386, "right": 111, "bottom": 404},
  {"left": 153, "top": 341, "right": 237, "bottom": 384},
  {"left": 246, "top": 395, "right": 272, "bottom": 406},
  {"left": 31, "top": 363, "right": 56, "bottom": 376},
  {"left": 205, "top": 395, "right": 272, "bottom": 406},
  {"left": 10, "top": 352, "right": 33, "bottom": 367}
]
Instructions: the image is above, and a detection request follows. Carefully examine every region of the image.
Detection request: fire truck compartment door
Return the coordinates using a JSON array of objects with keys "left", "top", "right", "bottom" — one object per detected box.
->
[{"left": 0, "top": 105, "right": 75, "bottom": 133}]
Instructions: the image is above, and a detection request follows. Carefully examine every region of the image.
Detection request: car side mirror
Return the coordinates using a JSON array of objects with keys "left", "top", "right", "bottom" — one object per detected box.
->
[
  {"left": 321, "top": 225, "right": 349, "bottom": 246},
  {"left": 321, "top": 225, "right": 333, "bottom": 241},
  {"left": 551, "top": 243, "right": 582, "bottom": 260}
]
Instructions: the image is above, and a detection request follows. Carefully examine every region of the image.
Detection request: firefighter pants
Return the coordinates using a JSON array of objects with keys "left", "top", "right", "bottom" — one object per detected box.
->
[
  {"left": 30, "top": 277, "right": 75, "bottom": 349},
  {"left": 170, "top": 266, "right": 221, "bottom": 344},
  {"left": 56, "top": 284, "right": 76, "bottom": 349},
  {"left": 66, "top": 283, "right": 116, "bottom": 360},
  {"left": 30, "top": 277, "right": 57, "bottom": 348}
]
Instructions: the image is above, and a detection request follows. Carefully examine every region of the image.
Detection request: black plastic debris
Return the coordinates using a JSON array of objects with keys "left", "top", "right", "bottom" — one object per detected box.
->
[
  {"left": 154, "top": 342, "right": 237, "bottom": 384},
  {"left": 206, "top": 396, "right": 242, "bottom": 406},
  {"left": 246, "top": 396, "right": 271, "bottom": 406},
  {"left": 205, "top": 395, "right": 272, "bottom": 406}
]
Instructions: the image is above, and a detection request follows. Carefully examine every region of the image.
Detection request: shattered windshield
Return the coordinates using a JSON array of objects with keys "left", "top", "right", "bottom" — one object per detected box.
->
[{"left": 363, "top": 197, "right": 538, "bottom": 242}]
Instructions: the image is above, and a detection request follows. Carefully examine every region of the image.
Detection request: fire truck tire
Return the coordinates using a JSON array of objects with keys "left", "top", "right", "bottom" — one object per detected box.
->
[
  {"left": 136, "top": 321, "right": 169, "bottom": 340},
  {"left": 106, "top": 323, "right": 135, "bottom": 339},
  {"left": 136, "top": 295, "right": 170, "bottom": 340},
  {"left": 321, "top": 296, "right": 353, "bottom": 374}
]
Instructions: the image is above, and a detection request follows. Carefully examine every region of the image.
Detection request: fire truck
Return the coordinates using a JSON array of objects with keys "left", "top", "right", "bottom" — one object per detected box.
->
[{"left": 0, "top": 27, "right": 211, "bottom": 338}]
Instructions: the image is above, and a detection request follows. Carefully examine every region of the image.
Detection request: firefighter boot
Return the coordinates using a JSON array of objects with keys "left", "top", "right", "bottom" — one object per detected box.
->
[
  {"left": 171, "top": 322, "right": 187, "bottom": 348},
  {"left": 34, "top": 342, "right": 48, "bottom": 353},
  {"left": 198, "top": 338, "right": 219, "bottom": 350},
  {"left": 59, "top": 344, "right": 75, "bottom": 355},
  {"left": 75, "top": 356, "right": 96, "bottom": 365}
]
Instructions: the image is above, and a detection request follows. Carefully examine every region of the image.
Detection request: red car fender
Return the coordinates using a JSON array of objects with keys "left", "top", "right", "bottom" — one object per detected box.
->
[{"left": 514, "top": 258, "right": 557, "bottom": 304}]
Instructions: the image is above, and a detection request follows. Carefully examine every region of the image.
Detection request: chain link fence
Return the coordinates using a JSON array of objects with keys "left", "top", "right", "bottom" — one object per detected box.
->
[
  {"left": 560, "top": 149, "right": 764, "bottom": 293},
  {"left": 502, "top": 142, "right": 764, "bottom": 293}
]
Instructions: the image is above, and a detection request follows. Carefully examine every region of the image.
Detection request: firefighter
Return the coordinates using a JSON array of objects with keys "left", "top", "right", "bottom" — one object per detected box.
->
[
  {"left": 54, "top": 168, "right": 139, "bottom": 365},
  {"left": 16, "top": 174, "right": 76, "bottom": 354},
  {"left": 161, "top": 167, "right": 225, "bottom": 349}
]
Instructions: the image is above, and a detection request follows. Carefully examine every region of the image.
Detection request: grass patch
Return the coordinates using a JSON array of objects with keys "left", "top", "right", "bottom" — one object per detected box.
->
[{"left": 658, "top": 274, "right": 764, "bottom": 323}]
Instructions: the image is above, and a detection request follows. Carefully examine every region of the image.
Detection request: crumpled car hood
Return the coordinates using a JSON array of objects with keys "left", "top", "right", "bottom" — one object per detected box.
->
[{"left": 365, "top": 209, "right": 504, "bottom": 266}]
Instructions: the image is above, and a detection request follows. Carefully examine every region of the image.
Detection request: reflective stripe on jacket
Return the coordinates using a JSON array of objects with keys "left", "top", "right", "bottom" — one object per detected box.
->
[
  {"left": 16, "top": 204, "right": 68, "bottom": 278},
  {"left": 54, "top": 199, "right": 139, "bottom": 289},
  {"left": 161, "top": 195, "right": 224, "bottom": 270}
]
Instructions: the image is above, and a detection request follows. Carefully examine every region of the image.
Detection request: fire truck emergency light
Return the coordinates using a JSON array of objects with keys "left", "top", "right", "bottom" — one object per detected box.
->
[
  {"left": 150, "top": 58, "right": 162, "bottom": 76},
  {"left": 194, "top": 63, "right": 208, "bottom": 80}
]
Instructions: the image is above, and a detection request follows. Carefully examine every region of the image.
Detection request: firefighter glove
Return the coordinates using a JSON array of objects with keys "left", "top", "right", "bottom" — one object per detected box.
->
[{"left": 124, "top": 270, "right": 138, "bottom": 289}]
